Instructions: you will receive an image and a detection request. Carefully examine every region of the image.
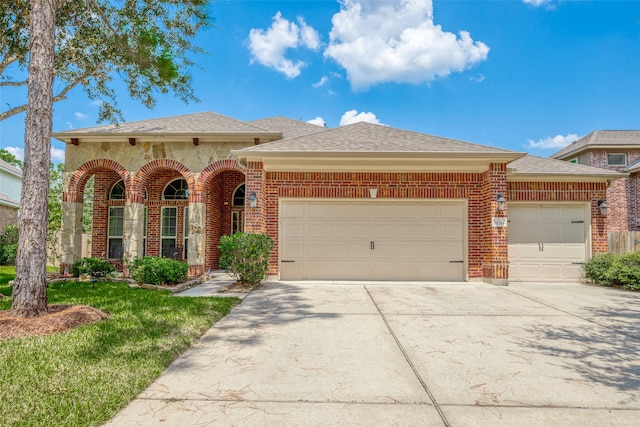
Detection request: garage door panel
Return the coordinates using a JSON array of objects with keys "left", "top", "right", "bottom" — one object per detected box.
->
[
  {"left": 509, "top": 204, "right": 587, "bottom": 282},
  {"left": 280, "top": 200, "right": 466, "bottom": 281}
]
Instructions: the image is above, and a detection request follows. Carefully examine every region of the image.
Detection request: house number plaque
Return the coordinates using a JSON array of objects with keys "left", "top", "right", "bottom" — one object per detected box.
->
[{"left": 492, "top": 217, "right": 507, "bottom": 227}]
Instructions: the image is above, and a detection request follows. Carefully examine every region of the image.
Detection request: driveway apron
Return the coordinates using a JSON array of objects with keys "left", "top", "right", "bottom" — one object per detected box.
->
[{"left": 106, "top": 281, "right": 640, "bottom": 426}]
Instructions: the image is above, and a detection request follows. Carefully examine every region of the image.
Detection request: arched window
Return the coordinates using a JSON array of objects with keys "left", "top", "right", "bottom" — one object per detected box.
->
[
  {"left": 109, "top": 180, "right": 125, "bottom": 200},
  {"left": 163, "top": 179, "right": 188, "bottom": 200},
  {"left": 232, "top": 184, "right": 245, "bottom": 206}
]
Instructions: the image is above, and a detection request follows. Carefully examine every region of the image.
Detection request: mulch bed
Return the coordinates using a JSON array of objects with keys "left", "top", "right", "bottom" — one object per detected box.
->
[
  {"left": 220, "top": 281, "right": 263, "bottom": 293},
  {"left": 0, "top": 305, "right": 109, "bottom": 341}
]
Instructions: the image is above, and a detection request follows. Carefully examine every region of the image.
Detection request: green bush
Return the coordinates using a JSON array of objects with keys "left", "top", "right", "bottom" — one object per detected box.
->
[
  {"left": 0, "top": 225, "right": 19, "bottom": 266},
  {"left": 71, "top": 257, "right": 115, "bottom": 277},
  {"left": 128, "top": 256, "right": 188, "bottom": 285},
  {"left": 0, "top": 243, "right": 18, "bottom": 265},
  {"left": 582, "top": 252, "right": 615, "bottom": 286},
  {"left": 218, "top": 233, "right": 274, "bottom": 285},
  {"left": 609, "top": 252, "right": 640, "bottom": 290},
  {"left": 583, "top": 251, "right": 640, "bottom": 291}
]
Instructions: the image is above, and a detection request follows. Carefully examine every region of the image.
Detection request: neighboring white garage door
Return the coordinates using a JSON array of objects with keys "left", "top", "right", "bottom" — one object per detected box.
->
[
  {"left": 508, "top": 204, "right": 588, "bottom": 282},
  {"left": 279, "top": 200, "right": 466, "bottom": 281}
]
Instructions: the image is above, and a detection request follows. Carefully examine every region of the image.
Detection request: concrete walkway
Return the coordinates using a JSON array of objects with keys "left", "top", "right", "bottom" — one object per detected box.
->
[{"left": 106, "top": 280, "right": 640, "bottom": 426}]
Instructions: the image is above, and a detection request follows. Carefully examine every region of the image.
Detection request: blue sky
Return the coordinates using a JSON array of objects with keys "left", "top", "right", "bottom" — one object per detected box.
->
[{"left": 1, "top": 0, "right": 639, "bottom": 164}]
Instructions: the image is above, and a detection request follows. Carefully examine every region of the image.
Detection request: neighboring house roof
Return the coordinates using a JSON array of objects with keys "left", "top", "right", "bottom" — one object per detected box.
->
[
  {"left": 247, "top": 116, "right": 326, "bottom": 139},
  {"left": 624, "top": 157, "right": 640, "bottom": 174},
  {"left": 507, "top": 155, "right": 626, "bottom": 182},
  {"left": 237, "top": 121, "right": 521, "bottom": 157},
  {"left": 551, "top": 130, "right": 640, "bottom": 160},
  {"left": 52, "top": 111, "right": 282, "bottom": 143},
  {"left": 0, "top": 158, "right": 23, "bottom": 177}
]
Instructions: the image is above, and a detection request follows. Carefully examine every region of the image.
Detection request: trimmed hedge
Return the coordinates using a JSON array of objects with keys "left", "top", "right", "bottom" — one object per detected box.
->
[
  {"left": 583, "top": 252, "right": 640, "bottom": 291},
  {"left": 128, "top": 256, "right": 188, "bottom": 285}
]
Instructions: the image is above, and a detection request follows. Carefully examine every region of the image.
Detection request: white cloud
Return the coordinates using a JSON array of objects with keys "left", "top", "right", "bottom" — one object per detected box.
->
[
  {"left": 248, "top": 12, "right": 321, "bottom": 79},
  {"left": 470, "top": 73, "right": 485, "bottom": 83},
  {"left": 307, "top": 117, "right": 326, "bottom": 127},
  {"left": 324, "top": 0, "right": 489, "bottom": 90},
  {"left": 74, "top": 112, "right": 89, "bottom": 120},
  {"left": 2, "top": 146, "right": 65, "bottom": 163},
  {"left": 51, "top": 147, "right": 66, "bottom": 163},
  {"left": 90, "top": 99, "right": 103, "bottom": 107},
  {"left": 339, "top": 109, "right": 383, "bottom": 126},
  {"left": 523, "top": 0, "right": 556, "bottom": 7},
  {"left": 312, "top": 76, "right": 329, "bottom": 88},
  {"left": 5, "top": 146, "right": 24, "bottom": 161},
  {"left": 66, "top": 122, "right": 74, "bottom": 129},
  {"left": 526, "top": 133, "right": 579, "bottom": 149}
]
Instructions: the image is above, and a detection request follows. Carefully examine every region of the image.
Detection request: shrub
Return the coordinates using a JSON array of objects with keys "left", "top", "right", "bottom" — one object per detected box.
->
[
  {"left": 0, "top": 243, "right": 18, "bottom": 265},
  {"left": 609, "top": 252, "right": 640, "bottom": 291},
  {"left": 218, "top": 233, "right": 274, "bottom": 285},
  {"left": 582, "top": 252, "right": 615, "bottom": 286},
  {"left": 0, "top": 225, "right": 19, "bottom": 266},
  {"left": 128, "top": 256, "right": 188, "bottom": 285},
  {"left": 71, "top": 257, "right": 115, "bottom": 277}
]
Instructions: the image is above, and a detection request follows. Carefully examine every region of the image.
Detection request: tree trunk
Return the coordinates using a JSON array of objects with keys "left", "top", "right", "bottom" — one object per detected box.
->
[{"left": 11, "top": 0, "right": 56, "bottom": 317}]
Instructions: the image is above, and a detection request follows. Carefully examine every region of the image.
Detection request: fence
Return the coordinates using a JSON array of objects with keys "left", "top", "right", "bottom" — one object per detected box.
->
[{"left": 608, "top": 231, "right": 640, "bottom": 254}]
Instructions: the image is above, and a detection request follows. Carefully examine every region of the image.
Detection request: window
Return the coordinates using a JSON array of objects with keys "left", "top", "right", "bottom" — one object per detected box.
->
[
  {"left": 109, "top": 180, "right": 125, "bottom": 200},
  {"left": 231, "top": 211, "right": 244, "bottom": 234},
  {"left": 108, "top": 207, "right": 124, "bottom": 259},
  {"left": 143, "top": 206, "right": 148, "bottom": 257},
  {"left": 163, "top": 179, "right": 188, "bottom": 200},
  {"left": 183, "top": 207, "right": 189, "bottom": 260},
  {"left": 232, "top": 184, "right": 245, "bottom": 206},
  {"left": 161, "top": 207, "right": 177, "bottom": 257},
  {"left": 607, "top": 153, "right": 627, "bottom": 166}
]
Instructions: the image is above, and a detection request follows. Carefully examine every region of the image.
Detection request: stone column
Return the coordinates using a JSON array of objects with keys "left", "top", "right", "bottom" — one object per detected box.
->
[
  {"left": 123, "top": 202, "right": 145, "bottom": 264},
  {"left": 59, "top": 201, "right": 83, "bottom": 274},
  {"left": 187, "top": 202, "right": 206, "bottom": 277}
]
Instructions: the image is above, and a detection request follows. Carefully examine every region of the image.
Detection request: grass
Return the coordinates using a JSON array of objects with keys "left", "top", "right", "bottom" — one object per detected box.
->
[{"left": 0, "top": 268, "right": 239, "bottom": 427}]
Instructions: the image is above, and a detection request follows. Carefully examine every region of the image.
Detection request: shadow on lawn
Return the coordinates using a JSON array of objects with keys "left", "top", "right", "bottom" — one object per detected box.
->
[{"left": 520, "top": 291, "right": 640, "bottom": 402}]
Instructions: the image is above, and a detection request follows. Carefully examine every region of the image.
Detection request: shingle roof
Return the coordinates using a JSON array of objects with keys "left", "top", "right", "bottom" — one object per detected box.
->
[
  {"left": 508, "top": 154, "right": 626, "bottom": 179},
  {"left": 238, "top": 121, "right": 518, "bottom": 155},
  {"left": 247, "top": 116, "right": 326, "bottom": 139},
  {"left": 551, "top": 130, "right": 640, "bottom": 159},
  {"left": 53, "top": 111, "right": 274, "bottom": 135},
  {"left": 0, "top": 158, "right": 22, "bottom": 176}
]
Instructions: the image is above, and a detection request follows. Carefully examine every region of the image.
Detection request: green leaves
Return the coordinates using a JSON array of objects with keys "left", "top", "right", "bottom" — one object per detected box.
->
[
  {"left": 219, "top": 233, "right": 274, "bottom": 285},
  {"left": 128, "top": 256, "right": 188, "bottom": 285},
  {"left": 1, "top": 0, "right": 211, "bottom": 123}
]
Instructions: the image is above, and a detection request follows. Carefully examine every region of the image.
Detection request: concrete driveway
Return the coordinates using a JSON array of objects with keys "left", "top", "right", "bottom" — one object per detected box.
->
[{"left": 106, "top": 281, "right": 640, "bottom": 426}]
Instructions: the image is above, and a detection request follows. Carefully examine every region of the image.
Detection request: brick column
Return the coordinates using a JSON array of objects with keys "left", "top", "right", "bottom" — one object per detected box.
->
[
  {"left": 482, "top": 163, "right": 509, "bottom": 285},
  {"left": 59, "top": 201, "right": 83, "bottom": 274},
  {"left": 123, "top": 202, "right": 145, "bottom": 265},
  {"left": 187, "top": 201, "right": 206, "bottom": 277},
  {"left": 244, "top": 162, "right": 266, "bottom": 233}
]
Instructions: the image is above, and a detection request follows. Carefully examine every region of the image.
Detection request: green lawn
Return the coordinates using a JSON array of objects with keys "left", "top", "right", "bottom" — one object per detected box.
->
[{"left": 0, "top": 271, "right": 239, "bottom": 426}]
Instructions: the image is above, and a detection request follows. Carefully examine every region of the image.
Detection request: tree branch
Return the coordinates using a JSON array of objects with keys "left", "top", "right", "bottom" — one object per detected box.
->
[
  {"left": 0, "top": 73, "right": 89, "bottom": 121},
  {"left": 0, "top": 80, "right": 28, "bottom": 87},
  {"left": 0, "top": 54, "right": 19, "bottom": 77}
]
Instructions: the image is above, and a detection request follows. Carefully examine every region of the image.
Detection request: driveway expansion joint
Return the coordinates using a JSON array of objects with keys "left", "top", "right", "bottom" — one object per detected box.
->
[{"left": 364, "top": 284, "right": 452, "bottom": 427}]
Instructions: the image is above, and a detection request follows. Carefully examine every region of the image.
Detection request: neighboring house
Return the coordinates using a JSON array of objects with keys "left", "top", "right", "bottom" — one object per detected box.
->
[
  {"left": 0, "top": 158, "right": 22, "bottom": 230},
  {"left": 552, "top": 131, "right": 640, "bottom": 232},
  {"left": 53, "top": 112, "right": 624, "bottom": 284}
]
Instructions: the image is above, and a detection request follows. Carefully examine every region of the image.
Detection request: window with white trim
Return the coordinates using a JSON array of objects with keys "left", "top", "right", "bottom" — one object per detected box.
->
[
  {"left": 163, "top": 179, "right": 188, "bottom": 200},
  {"left": 161, "top": 207, "right": 178, "bottom": 258},
  {"left": 183, "top": 207, "right": 189, "bottom": 260},
  {"left": 607, "top": 153, "right": 627, "bottom": 166},
  {"left": 231, "top": 184, "right": 245, "bottom": 234},
  {"left": 143, "top": 206, "right": 148, "bottom": 257},
  {"left": 108, "top": 207, "right": 124, "bottom": 259},
  {"left": 110, "top": 180, "right": 125, "bottom": 199}
]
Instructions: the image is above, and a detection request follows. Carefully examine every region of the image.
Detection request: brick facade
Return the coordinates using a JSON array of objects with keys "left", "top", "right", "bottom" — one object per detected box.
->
[
  {"left": 0, "top": 205, "right": 18, "bottom": 230},
  {"left": 588, "top": 150, "right": 640, "bottom": 231}
]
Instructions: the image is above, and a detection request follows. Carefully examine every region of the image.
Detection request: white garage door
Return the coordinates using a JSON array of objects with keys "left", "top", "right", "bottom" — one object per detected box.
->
[
  {"left": 279, "top": 200, "right": 466, "bottom": 281},
  {"left": 508, "top": 204, "right": 588, "bottom": 282}
]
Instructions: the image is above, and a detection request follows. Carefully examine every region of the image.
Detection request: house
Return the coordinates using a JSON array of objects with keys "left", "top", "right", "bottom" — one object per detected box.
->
[
  {"left": 552, "top": 131, "right": 640, "bottom": 232},
  {"left": 0, "top": 158, "right": 22, "bottom": 230},
  {"left": 53, "top": 112, "right": 625, "bottom": 284}
]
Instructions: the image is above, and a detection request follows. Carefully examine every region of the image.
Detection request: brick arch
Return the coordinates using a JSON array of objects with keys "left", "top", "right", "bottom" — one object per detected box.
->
[
  {"left": 196, "top": 159, "right": 246, "bottom": 193},
  {"left": 133, "top": 159, "right": 195, "bottom": 204},
  {"left": 64, "top": 159, "right": 130, "bottom": 203}
]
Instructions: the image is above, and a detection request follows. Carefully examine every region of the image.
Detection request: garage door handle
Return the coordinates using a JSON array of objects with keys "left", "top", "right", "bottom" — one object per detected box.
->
[
  {"left": 281, "top": 260, "right": 296, "bottom": 263},
  {"left": 370, "top": 241, "right": 375, "bottom": 250},
  {"left": 571, "top": 221, "right": 584, "bottom": 224},
  {"left": 449, "top": 260, "right": 464, "bottom": 263}
]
